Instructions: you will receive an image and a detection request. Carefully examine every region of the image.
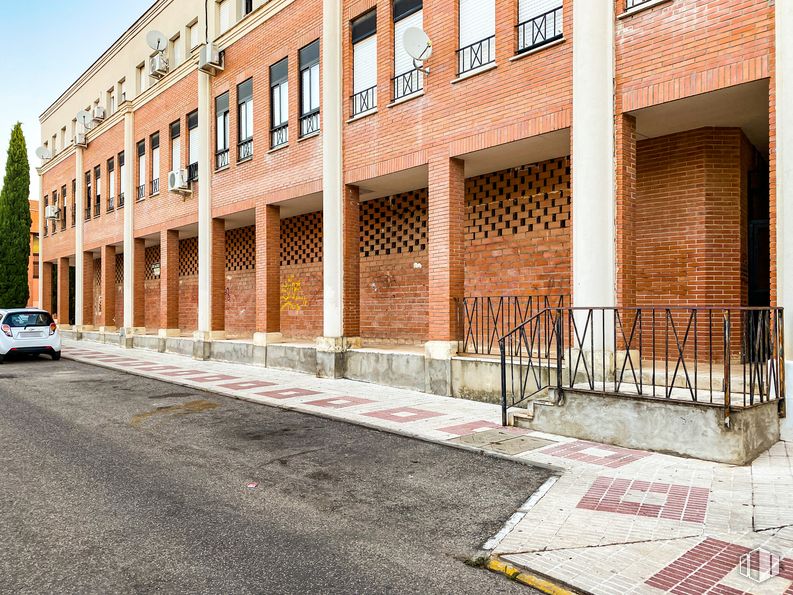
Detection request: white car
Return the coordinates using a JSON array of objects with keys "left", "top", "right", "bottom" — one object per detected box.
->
[{"left": 0, "top": 308, "right": 62, "bottom": 362}]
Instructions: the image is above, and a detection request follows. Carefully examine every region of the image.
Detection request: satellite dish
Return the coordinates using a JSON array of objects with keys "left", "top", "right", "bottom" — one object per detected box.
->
[
  {"left": 146, "top": 30, "right": 168, "bottom": 53},
  {"left": 35, "top": 146, "right": 51, "bottom": 160},
  {"left": 76, "top": 110, "right": 92, "bottom": 128},
  {"left": 403, "top": 27, "right": 433, "bottom": 63}
]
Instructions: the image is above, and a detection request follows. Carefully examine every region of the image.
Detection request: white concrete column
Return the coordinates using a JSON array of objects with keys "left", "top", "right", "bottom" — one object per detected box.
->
[
  {"left": 321, "top": 0, "right": 344, "bottom": 339},
  {"left": 776, "top": 1, "right": 793, "bottom": 439},
  {"left": 122, "top": 110, "right": 136, "bottom": 330},
  {"left": 571, "top": 0, "right": 616, "bottom": 309},
  {"left": 196, "top": 69, "right": 213, "bottom": 337},
  {"left": 37, "top": 174, "right": 44, "bottom": 308},
  {"left": 74, "top": 146, "right": 85, "bottom": 327}
]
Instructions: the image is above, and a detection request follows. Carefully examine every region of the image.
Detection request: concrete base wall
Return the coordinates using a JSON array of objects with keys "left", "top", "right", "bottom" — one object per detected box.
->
[{"left": 514, "top": 388, "right": 780, "bottom": 465}]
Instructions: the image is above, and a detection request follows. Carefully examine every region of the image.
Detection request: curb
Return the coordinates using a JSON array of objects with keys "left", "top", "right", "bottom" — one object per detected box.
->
[{"left": 485, "top": 558, "right": 582, "bottom": 595}]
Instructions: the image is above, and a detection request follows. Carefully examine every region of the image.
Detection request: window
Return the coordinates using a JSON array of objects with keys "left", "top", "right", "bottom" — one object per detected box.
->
[
  {"left": 60, "top": 184, "right": 67, "bottom": 230},
  {"left": 137, "top": 141, "right": 146, "bottom": 200},
  {"left": 171, "top": 33, "right": 183, "bottom": 67},
  {"left": 215, "top": 92, "right": 230, "bottom": 169},
  {"left": 120, "top": 79, "right": 127, "bottom": 102},
  {"left": 237, "top": 78, "right": 253, "bottom": 161},
  {"left": 270, "top": 58, "right": 289, "bottom": 148},
  {"left": 298, "top": 41, "right": 320, "bottom": 137},
  {"left": 151, "top": 132, "right": 160, "bottom": 194},
  {"left": 187, "top": 111, "right": 199, "bottom": 181},
  {"left": 351, "top": 10, "right": 377, "bottom": 117},
  {"left": 32, "top": 235, "right": 39, "bottom": 278},
  {"left": 108, "top": 158, "right": 115, "bottom": 211},
  {"left": 51, "top": 189, "right": 58, "bottom": 233},
  {"left": 52, "top": 135, "right": 58, "bottom": 153},
  {"left": 108, "top": 87, "right": 116, "bottom": 114},
  {"left": 189, "top": 21, "right": 200, "bottom": 49},
  {"left": 118, "top": 152, "right": 126, "bottom": 207},
  {"left": 219, "top": 0, "right": 232, "bottom": 33},
  {"left": 458, "top": 0, "right": 495, "bottom": 75},
  {"left": 71, "top": 179, "right": 76, "bottom": 224},
  {"left": 60, "top": 127, "right": 67, "bottom": 150},
  {"left": 70, "top": 119, "right": 77, "bottom": 141},
  {"left": 85, "top": 171, "right": 92, "bottom": 221},
  {"left": 170, "top": 120, "right": 181, "bottom": 172},
  {"left": 393, "top": 0, "right": 423, "bottom": 100},
  {"left": 516, "top": 0, "right": 563, "bottom": 53},
  {"left": 94, "top": 165, "right": 101, "bottom": 217},
  {"left": 3, "top": 311, "right": 54, "bottom": 327},
  {"left": 244, "top": 0, "right": 253, "bottom": 15},
  {"left": 138, "top": 64, "right": 148, "bottom": 94},
  {"left": 43, "top": 195, "right": 48, "bottom": 236}
]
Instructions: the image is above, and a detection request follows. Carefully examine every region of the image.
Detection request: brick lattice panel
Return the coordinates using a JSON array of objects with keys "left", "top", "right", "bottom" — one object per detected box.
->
[
  {"left": 225, "top": 225, "right": 256, "bottom": 272},
  {"left": 179, "top": 237, "right": 198, "bottom": 277},
  {"left": 465, "top": 158, "right": 570, "bottom": 243},
  {"left": 281, "top": 212, "right": 322, "bottom": 266},
  {"left": 360, "top": 189, "right": 427, "bottom": 258},
  {"left": 114, "top": 253, "right": 124, "bottom": 284},
  {"left": 145, "top": 245, "right": 161, "bottom": 280}
]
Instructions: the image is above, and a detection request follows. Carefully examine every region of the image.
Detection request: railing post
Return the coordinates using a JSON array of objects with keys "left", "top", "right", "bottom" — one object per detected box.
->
[
  {"left": 556, "top": 308, "right": 563, "bottom": 391},
  {"left": 779, "top": 308, "right": 786, "bottom": 418},
  {"left": 723, "top": 309, "right": 731, "bottom": 428},
  {"left": 500, "top": 338, "right": 508, "bottom": 426}
]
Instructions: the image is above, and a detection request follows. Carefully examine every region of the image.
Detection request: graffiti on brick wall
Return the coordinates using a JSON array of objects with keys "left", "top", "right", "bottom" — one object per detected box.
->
[{"left": 281, "top": 275, "right": 309, "bottom": 312}]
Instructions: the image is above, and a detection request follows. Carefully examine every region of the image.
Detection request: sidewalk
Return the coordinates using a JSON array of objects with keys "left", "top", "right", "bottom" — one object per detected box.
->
[{"left": 63, "top": 339, "right": 793, "bottom": 594}]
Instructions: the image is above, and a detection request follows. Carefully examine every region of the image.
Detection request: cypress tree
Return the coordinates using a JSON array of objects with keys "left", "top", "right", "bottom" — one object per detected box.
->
[{"left": 0, "top": 123, "right": 32, "bottom": 308}]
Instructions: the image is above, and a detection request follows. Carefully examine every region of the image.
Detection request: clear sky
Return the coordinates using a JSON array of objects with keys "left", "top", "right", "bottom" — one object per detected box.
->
[{"left": 0, "top": 0, "right": 152, "bottom": 201}]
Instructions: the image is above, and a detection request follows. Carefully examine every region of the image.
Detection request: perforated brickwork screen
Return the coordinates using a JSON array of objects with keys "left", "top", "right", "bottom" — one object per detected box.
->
[
  {"left": 145, "top": 245, "right": 161, "bottom": 280},
  {"left": 180, "top": 237, "right": 198, "bottom": 276},
  {"left": 281, "top": 212, "right": 322, "bottom": 266},
  {"left": 465, "top": 157, "right": 570, "bottom": 243},
  {"left": 360, "top": 189, "right": 427, "bottom": 258},
  {"left": 114, "top": 254, "right": 124, "bottom": 284},
  {"left": 225, "top": 225, "right": 256, "bottom": 271}
]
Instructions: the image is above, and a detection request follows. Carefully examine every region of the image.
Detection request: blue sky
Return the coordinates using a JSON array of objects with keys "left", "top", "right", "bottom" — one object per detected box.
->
[{"left": 0, "top": 0, "right": 152, "bottom": 201}]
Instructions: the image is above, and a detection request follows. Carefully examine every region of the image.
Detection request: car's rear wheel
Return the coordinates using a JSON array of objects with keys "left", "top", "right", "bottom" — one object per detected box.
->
[{"left": 51, "top": 351, "right": 61, "bottom": 361}]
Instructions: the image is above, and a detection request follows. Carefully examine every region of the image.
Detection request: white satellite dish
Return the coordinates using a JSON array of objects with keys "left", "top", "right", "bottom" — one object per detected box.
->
[
  {"left": 76, "top": 110, "right": 92, "bottom": 128},
  {"left": 35, "top": 146, "right": 51, "bottom": 160},
  {"left": 404, "top": 27, "right": 433, "bottom": 64},
  {"left": 146, "top": 30, "right": 168, "bottom": 53}
]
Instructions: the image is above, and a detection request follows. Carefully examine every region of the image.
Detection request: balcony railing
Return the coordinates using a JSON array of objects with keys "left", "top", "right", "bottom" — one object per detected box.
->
[
  {"left": 215, "top": 148, "right": 229, "bottom": 170},
  {"left": 60, "top": 211, "right": 66, "bottom": 231},
  {"left": 94, "top": 199, "right": 101, "bottom": 218},
  {"left": 517, "top": 6, "right": 563, "bottom": 54},
  {"left": 71, "top": 206, "right": 76, "bottom": 226},
  {"left": 108, "top": 196, "right": 115, "bottom": 212},
  {"left": 392, "top": 68, "right": 423, "bottom": 101},
  {"left": 351, "top": 85, "right": 377, "bottom": 117},
  {"left": 238, "top": 138, "right": 253, "bottom": 162},
  {"left": 299, "top": 109, "right": 320, "bottom": 137},
  {"left": 118, "top": 192, "right": 125, "bottom": 208},
  {"left": 151, "top": 178, "right": 160, "bottom": 195},
  {"left": 187, "top": 162, "right": 198, "bottom": 182},
  {"left": 457, "top": 35, "right": 496, "bottom": 76},
  {"left": 270, "top": 123, "right": 288, "bottom": 149},
  {"left": 84, "top": 205, "right": 91, "bottom": 221},
  {"left": 137, "top": 184, "right": 145, "bottom": 201}
]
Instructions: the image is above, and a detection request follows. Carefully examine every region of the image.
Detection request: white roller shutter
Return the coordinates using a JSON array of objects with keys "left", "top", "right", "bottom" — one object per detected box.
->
[
  {"left": 519, "top": 0, "right": 561, "bottom": 23},
  {"left": 353, "top": 35, "right": 377, "bottom": 94},
  {"left": 459, "top": 0, "right": 495, "bottom": 48},
  {"left": 394, "top": 9, "right": 422, "bottom": 76}
]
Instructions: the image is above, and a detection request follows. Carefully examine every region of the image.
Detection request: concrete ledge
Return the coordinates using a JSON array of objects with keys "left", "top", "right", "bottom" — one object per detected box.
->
[
  {"left": 346, "top": 349, "right": 426, "bottom": 392},
  {"left": 266, "top": 343, "right": 316, "bottom": 375},
  {"left": 513, "top": 388, "right": 780, "bottom": 465},
  {"left": 210, "top": 340, "right": 254, "bottom": 364},
  {"left": 133, "top": 335, "right": 163, "bottom": 352}
]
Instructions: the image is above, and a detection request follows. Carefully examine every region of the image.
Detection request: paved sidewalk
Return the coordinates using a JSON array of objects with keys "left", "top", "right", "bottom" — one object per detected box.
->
[{"left": 63, "top": 340, "right": 793, "bottom": 594}]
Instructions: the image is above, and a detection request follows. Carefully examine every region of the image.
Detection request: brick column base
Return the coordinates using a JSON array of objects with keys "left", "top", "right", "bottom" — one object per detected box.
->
[
  {"left": 57, "top": 257, "right": 70, "bottom": 326},
  {"left": 99, "top": 245, "right": 117, "bottom": 331},
  {"left": 159, "top": 229, "right": 179, "bottom": 336},
  {"left": 81, "top": 251, "right": 95, "bottom": 330}
]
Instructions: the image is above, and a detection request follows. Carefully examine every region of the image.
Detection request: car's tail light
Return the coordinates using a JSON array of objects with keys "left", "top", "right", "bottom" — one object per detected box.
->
[
  {"left": 1, "top": 324, "right": 11, "bottom": 338},
  {"left": 49, "top": 323, "right": 57, "bottom": 336}
]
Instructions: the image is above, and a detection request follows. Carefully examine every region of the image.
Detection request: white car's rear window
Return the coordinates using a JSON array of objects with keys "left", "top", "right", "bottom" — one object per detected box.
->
[{"left": 2, "top": 312, "right": 54, "bottom": 327}]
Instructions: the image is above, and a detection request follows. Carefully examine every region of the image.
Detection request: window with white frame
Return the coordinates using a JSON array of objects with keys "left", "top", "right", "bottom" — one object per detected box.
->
[
  {"left": 516, "top": 0, "right": 563, "bottom": 54},
  {"left": 151, "top": 132, "right": 160, "bottom": 194},
  {"left": 119, "top": 151, "right": 126, "bottom": 206},
  {"left": 237, "top": 78, "right": 253, "bottom": 161},
  {"left": 299, "top": 41, "right": 320, "bottom": 137},
  {"left": 458, "top": 0, "right": 495, "bottom": 75},
  {"left": 351, "top": 9, "right": 377, "bottom": 117},
  {"left": 170, "top": 120, "right": 181, "bottom": 171},
  {"left": 120, "top": 79, "right": 127, "bottom": 102},
  {"left": 219, "top": 0, "right": 232, "bottom": 33},
  {"left": 137, "top": 140, "right": 146, "bottom": 200},
  {"left": 215, "top": 92, "right": 230, "bottom": 169},
  {"left": 138, "top": 64, "right": 148, "bottom": 94},
  {"left": 244, "top": 0, "right": 253, "bottom": 15},
  {"left": 108, "top": 157, "right": 115, "bottom": 210},
  {"left": 393, "top": 0, "right": 423, "bottom": 101},
  {"left": 171, "top": 33, "right": 183, "bottom": 66},
  {"left": 94, "top": 165, "right": 101, "bottom": 216},
  {"left": 187, "top": 111, "right": 199, "bottom": 180},
  {"left": 189, "top": 21, "right": 200, "bottom": 49},
  {"left": 270, "top": 58, "right": 289, "bottom": 148},
  {"left": 108, "top": 87, "right": 116, "bottom": 114}
]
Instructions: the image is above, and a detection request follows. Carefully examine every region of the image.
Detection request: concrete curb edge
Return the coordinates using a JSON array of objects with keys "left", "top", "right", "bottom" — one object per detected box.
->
[{"left": 485, "top": 557, "right": 584, "bottom": 595}]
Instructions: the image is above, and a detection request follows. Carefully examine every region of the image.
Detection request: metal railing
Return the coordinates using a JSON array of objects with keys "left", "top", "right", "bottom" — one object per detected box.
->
[
  {"left": 457, "top": 35, "right": 496, "bottom": 76},
  {"left": 500, "top": 307, "right": 785, "bottom": 427},
  {"left": 118, "top": 192, "right": 125, "bottom": 208},
  {"left": 299, "top": 110, "right": 320, "bottom": 137},
  {"left": 392, "top": 68, "right": 423, "bottom": 101},
  {"left": 238, "top": 138, "right": 253, "bottom": 162},
  {"left": 517, "top": 6, "right": 563, "bottom": 54},
  {"left": 626, "top": 0, "right": 655, "bottom": 9},
  {"left": 270, "top": 123, "right": 288, "bottom": 148},
  {"left": 351, "top": 85, "right": 377, "bottom": 117},
  {"left": 136, "top": 184, "right": 145, "bottom": 201},
  {"left": 215, "top": 148, "right": 229, "bottom": 170},
  {"left": 187, "top": 162, "right": 198, "bottom": 182},
  {"left": 151, "top": 178, "right": 160, "bottom": 195},
  {"left": 84, "top": 204, "right": 91, "bottom": 221},
  {"left": 107, "top": 196, "right": 115, "bottom": 212},
  {"left": 71, "top": 205, "right": 76, "bottom": 226},
  {"left": 94, "top": 199, "right": 101, "bottom": 218},
  {"left": 460, "top": 295, "right": 565, "bottom": 355},
  {"left": 60, "top": 210, "right": 66, "bottom": 231}
]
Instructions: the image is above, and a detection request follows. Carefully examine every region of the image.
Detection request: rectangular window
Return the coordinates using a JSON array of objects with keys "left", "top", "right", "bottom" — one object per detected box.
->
[
  {"left": 108, "top": 87, "right": 116, "bottom": 114},
  {"left": 32, "top": 234, "right": 39, "bottom": 278},
  {"left": 393, "top": 0, "right": 423, "bottom": 100},
  {"left": 244, "top": 0, "right": 253, "bottom": 15},
  {"left": 118, "top": 152, "right": 126, "bottom": 207},
  {"left": 270, "top": 58, "right": 289, "bottom": 148},
  {"left": 51, "top": 190, "right": 58, "bottom": 233},
  {"left": 43, "top": 195, "right": 48, "bottom": 236},
  {"left": 189, "top": 21, "right": 200, "bottom": 49},
  {"left": 137, "top": 140, "right": 146, "bottom": 200},
  {"left": 71, "top": 179, "right": 76, "bottom": 224},
  {"left": 215, "top": 92, "right": 230, "bottom": 169},
  {"left": 237, "top": 78, "right": 253, "bottom": 161},
  {"left": 85, "top": 172, "right": 92, "bottom": 221},
  {"left": 187, "top": 111, "right": 199, "bottom": 181},
  {"left": 516, "top": 0, "right": 563, "bottom": 53},
  {"left": 351, "top": 9, "right": 377, "bottom": 117},
  {"left": 219, "top": 0, "right": 232, "bottom": 33},
  {"left": 151, "top": 132, "right": 160, "bottom": 195},
  {"left": 299, "top": 40, "right": 320, "bottom": 137},
  {"left": 60, "top": 184, "right": 67, "bottom": 229},
  {"left": 171, "top": 33, "right": 183, "bottom": 66},
  {"left": 458, "top": 0, "right": 495, "bottom": 75},
  {"left": 108, "top": 158, "right": 115, "bottom": 211},
  {"left": 170, "top": 120, "right": 181, "bottom": 172},
  {"left": 94, "top": 165, "right": 101, "bottom": 217},
  {"left": 120, "top": 79, "right": 127, "bottom": 102},
  {"left": 138, "top": 64, "right": 147, "bottom": 94}
]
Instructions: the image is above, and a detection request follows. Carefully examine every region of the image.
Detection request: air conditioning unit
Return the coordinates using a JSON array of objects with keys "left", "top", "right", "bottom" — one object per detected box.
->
[
  {"left": 149, "top": 53, "right": 169, "bottom": 78},
  {"left": 45, "top": 205, "right": 60, "bottom": 220},
  {"left": 168, "top": 169, "right": 190, "bottom": 193},
  {"left": 92, "top": 106, "right": 106, "bottom": 123},
  {"left": 74, "top": 133, "right": 87, "bottom": 148},
  {"left": 198, "top": 43, "right": 224, "bottom": 74}
]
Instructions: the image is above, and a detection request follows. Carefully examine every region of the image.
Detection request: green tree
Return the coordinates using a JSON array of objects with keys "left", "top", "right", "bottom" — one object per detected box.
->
[{"left": 0, "top": 123, "right": 32, "bottom": 308}]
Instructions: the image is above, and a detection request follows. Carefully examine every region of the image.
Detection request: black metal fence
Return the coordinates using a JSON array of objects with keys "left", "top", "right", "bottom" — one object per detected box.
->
[
  {"left": 270, "top": 123, "right": 288, "bottom": 148},
  {"left": 299, "top": 110, "right": 320, "bottom": 137},
  {"left": 517, "top": 6, "right": 563, "bottom": 54},
  {"left": 187, "top": 162, "right": 198, "bottom": 182},
  {"left": 351, "top": 86, "right": 377, "bottom": 117},
  {"left": 238, "top": 138, "right": 253, "bottom": 162},
  {"left": 216, "top": 148, "right": 229, "bottom": 170},
  {"left": 460, "top": 295, "right": 565, "bottom": 355},
  {"left": 392, "top": 68, "right": 423, "bottom": 101},
  {"left": 457, "top": 35, "right": 496, "bottom": 76},
  {"left": 500, "top": 307, "right": 785, "bottom": 426}
]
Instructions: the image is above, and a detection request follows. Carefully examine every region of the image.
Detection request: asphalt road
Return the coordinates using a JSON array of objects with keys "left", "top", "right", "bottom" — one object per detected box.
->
[{"left": 0, "top": 357, "right": 550, "bottom": 594}]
